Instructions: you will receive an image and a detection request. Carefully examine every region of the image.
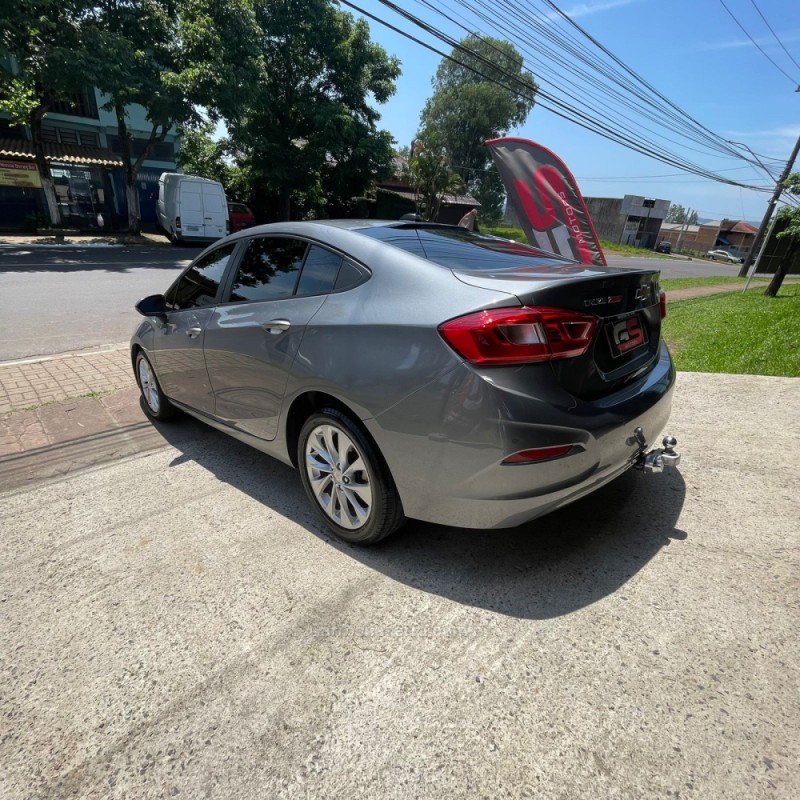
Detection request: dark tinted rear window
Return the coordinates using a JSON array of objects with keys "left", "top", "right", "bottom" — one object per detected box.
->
[{"left": 359, "top": 226, "right": 572, "bottom": 271}]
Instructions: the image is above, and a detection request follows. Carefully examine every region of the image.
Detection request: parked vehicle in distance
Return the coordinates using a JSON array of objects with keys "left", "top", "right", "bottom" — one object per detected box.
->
[
  {"left": 705, "top": 249, "right": 742, "bottom": 263},
  {"left": 655, "top": 241, "right": 672, "bottom": 254},
  {"left": 227, "top": 201, "right": 256, "bottom": 232},
  {"left": 132, "top": 221, "right": 679, "bottom": 545},
  {"left": 157, "top": 173, "right": 228, "bottom": 244}
]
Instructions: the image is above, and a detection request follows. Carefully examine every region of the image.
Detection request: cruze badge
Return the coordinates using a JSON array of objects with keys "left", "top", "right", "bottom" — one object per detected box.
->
[{"left": 584, "top": 294, "right": 623, "bottom": 307}]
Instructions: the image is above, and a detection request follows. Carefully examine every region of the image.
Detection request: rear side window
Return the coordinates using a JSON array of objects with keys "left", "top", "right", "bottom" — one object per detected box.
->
[
  {"left": 229, "top": 237, "right": 307, "bottom": 302},
  {"left": 166, "top": 244, "right": 236, "bottom": 310},
  {"left": 296, "top": 245, "right": 343, "bottom": 297}
]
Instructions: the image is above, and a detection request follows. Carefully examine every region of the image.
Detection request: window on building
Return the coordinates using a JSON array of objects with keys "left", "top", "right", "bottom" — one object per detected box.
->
[
  {"left": 49, "top": 88, "right": 99, "bottom": 119},
  {"left": 106, "top": 135, "right": 174, "bottom": 161}
]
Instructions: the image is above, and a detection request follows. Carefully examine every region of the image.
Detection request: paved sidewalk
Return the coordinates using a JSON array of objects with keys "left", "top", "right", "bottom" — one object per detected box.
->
[{"left": 0, "top": 346, "right": 133, "bottom": 416}]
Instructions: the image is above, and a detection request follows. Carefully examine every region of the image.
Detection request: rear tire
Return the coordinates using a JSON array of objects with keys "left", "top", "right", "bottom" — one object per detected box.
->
[
  {"left": 298, "top": 408, "right": 405, "bottom": 545},
  {"left": 135, "top": 351, "right": 176, "bottom": 421}
]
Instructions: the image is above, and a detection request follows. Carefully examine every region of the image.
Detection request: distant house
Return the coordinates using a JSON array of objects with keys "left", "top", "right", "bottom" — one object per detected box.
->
[
  {"left": 0, "top": 73, "right": 180, "bottom": 230},
  {"left": 657, "top": 219, "right": 757, "bottom": 256},
  {"left": 374, "top": 156, "right": 481, "bottom": 224}
]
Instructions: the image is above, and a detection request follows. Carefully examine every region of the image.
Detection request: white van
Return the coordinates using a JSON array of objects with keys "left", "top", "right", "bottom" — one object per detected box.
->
[{"left": 157, "top": 173, "right": 229, "bottom": 244}]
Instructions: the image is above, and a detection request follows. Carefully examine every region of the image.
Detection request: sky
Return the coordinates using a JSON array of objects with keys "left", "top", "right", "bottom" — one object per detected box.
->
[{"left": 348, "top": 0, "right": 800, "bottom": 223}]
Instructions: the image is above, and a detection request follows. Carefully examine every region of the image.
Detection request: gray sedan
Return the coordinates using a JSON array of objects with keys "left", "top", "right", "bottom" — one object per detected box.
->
[{"left": 132, "top": 220, "right": 677, "bottom": 544}]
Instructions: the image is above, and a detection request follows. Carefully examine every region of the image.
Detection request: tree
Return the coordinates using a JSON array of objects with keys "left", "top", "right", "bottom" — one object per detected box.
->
[
  {"left": 176, "top": 122, "right": 249, "bottom": 201},
  {"left": 417, "top": 35, "right": 537, "bottom": 223},
  {"left": 225, "top": 0, "right": 400, "bottom": 221},
  {"left": 79, "top": 1, "right": 197, "bottom": 233},
  {"left": 404, "top": 138, "right": 466, "bottom": 221},
  {"left": 765, "top": 173, "right": 800, "bottom": 298},
  {"left": 0, "top": 1, "right": 94, "bottom": 225},
  {"left": 665, "top": 203, "right": 698, "bottom": 225}
]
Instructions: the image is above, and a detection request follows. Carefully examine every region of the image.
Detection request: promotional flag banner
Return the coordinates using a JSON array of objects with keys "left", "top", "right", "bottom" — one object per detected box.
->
[{"left": 486, "top": 137, "right": 606, "bottom": 266}]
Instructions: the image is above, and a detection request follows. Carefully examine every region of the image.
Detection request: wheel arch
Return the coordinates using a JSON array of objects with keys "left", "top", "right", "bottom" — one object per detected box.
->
[{"left": 285, "top": 390, "right": 381, "bottom": 470}]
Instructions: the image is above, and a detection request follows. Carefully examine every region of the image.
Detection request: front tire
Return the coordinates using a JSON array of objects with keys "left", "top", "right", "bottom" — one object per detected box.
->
[
  {"left": 298, "top": 409, "right": 405, "bottom": 545},
  {"left": 135, "top": 351, "right": 176, "bottom": 421}
]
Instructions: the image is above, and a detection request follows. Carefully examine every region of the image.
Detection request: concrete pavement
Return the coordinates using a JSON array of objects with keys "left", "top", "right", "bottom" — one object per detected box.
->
[{"left": 1, "top": 369, "right": 798, "bottom": 799}]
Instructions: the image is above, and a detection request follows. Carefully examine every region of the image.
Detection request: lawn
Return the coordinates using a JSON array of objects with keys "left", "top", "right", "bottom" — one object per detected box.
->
[
  {"left": 662, "top": 284, "right": 800, "bottom": 376},
  {"left": 660, "top": 276, "right": 755, "bottom": 292}
]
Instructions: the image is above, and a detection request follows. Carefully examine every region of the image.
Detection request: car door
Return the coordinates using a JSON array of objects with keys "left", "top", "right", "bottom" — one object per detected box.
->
[
  {"left": 203, "top": 238, "right": 345, "bottom": 440},
  {"left": 150, "top": 243, "right": 239, "bottom": 414}
]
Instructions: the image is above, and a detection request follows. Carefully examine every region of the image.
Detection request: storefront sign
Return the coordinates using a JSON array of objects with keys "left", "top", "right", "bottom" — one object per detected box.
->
[{"left": 0, "top": 160, "right": 42, "bottom": 189}]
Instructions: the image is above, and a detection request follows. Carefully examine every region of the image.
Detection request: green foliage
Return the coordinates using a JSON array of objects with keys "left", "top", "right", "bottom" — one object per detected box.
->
[
  {"left": 483, "top": 226, "right": 527, "bottom": 243},
  {"left": 664, "top": 203, "right": 698, "bottom": 225},
  {"left": 404, "top": 138, "right": 465, "bottom": 221},
  {"left": 659, "top": 277, "right": 752, "bottom": 291},
  {"left": 226, "top": 0, "right": 400, "bottom": 220},
  {"left": 662, "top": 285, "right": 800, "bottom": 376},
  {"left": 176, "top": 122, "right": 232, "bottom": 183},
  {"left": 0, "top": 1, "right": 92, "bottom": 115},
  {"left": 418, "top": 35, "right": 536, "bottom": 222},
  {"left": 176, "top": 0, "right": 265, "bottom": 125}
]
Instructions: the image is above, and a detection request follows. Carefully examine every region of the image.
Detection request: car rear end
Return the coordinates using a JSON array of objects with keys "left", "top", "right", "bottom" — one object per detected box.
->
[{"left": 359, "top": 226, "right": 677, "bottom": 528}]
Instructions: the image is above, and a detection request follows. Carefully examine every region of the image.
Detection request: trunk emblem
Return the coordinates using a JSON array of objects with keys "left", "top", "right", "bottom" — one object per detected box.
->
[{"left": 584, "top": 295, "right": 622, "bottom": 307}]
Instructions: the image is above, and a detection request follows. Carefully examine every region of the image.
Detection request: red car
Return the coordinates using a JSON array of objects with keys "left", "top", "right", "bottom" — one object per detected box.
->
[{"left": 227, "top": 201, "right": 256, "bottom": 232}]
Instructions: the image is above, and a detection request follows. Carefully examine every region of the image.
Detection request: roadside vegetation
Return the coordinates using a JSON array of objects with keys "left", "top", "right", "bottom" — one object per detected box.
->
[
  {"left": 660, "top": 277, "right": 755, "bottom": 291},
  {"left": 662, "top": 285, "right": 800, "bottom": 376}
]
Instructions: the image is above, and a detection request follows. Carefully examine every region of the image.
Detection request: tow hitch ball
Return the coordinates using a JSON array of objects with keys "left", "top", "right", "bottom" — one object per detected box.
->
[{"left": 637, "top": 433, "right": 681, "bottom": 473}]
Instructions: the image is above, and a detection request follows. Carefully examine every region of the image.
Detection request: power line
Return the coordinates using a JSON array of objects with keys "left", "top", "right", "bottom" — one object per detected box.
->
[
  {"left": 748, "top": 0, "right": 800, "bottom": 74},
  {"left": 346, "top": 0, "right": 774, "bottom": 191},
  {"left": 718, "top": 0, "right": 800, "bottom": 86}
]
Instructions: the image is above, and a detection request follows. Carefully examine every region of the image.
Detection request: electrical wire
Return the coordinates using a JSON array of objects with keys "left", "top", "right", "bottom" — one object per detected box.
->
[
  {"left": 748, "top": 0, "right": 800, "bottom": 74},
  {"left": 344, "top": 0, "right": 774, "bottom": 191},
  {"left": 718, "top": 0, "right": 800, "bottom": 86}
]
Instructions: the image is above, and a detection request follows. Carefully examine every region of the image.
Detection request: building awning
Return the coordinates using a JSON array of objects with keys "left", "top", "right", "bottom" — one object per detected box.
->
[{"left": 0, "top": 137, "right": 124, "bottom": 167}]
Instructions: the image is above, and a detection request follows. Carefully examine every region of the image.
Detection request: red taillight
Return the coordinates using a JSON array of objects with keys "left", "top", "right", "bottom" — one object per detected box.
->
[
  {"left": 438, "top": 306, "right": 598, "bottom": 365},
  {"left": 175, "top": 215, "right": 181, "bottom": 229},
  {"left": 502, "top": 445, "right": 574, "bottom": 465},
  {"left": 659, "top": 289, "right": 667, "bottom": 320},
  {"left": 226, "top": 218, "right": 230, "bottom": 234}
]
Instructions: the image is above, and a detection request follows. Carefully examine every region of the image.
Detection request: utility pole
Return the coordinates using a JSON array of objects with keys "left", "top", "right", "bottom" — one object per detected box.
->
[
  {"left": 675, "top": 208, "right": 692, "bottom": 254},
  {"left": 738, "top": 133, "right": 800, "bottom": 277}
]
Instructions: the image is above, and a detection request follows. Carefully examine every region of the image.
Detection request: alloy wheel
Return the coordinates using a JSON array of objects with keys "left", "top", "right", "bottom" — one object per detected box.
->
[
  {"left": 304, "top": 424, "right": 373, "bottom": 530},
  {"left": 137, "top": 357, "right": 161, "bottom": 415}
]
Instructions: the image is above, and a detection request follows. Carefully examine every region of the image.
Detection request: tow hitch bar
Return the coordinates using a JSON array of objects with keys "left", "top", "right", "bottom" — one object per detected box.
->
[{"left": 638, "top": 435, "right": 681, "bottom": 473}]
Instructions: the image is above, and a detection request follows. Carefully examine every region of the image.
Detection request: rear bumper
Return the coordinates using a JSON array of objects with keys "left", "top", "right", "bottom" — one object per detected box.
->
[{"left": 366, "top": 341, "right": 676, "bottom": 529}]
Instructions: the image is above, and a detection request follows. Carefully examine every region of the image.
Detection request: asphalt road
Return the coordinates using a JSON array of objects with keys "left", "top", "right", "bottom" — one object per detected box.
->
[
  {"left": 0, "top": 244, "right": 193, "bottom": 361},
  {"left": 1, "top": 371, "right": 798, "bottom": 798},
  {"left": 0, "top": 244, "right": 741, "bottom": 362}
]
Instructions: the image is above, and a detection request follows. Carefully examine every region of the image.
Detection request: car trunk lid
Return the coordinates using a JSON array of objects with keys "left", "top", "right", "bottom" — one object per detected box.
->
[{"left": 452, "top": 264, "right": 663, "bottom": 400}]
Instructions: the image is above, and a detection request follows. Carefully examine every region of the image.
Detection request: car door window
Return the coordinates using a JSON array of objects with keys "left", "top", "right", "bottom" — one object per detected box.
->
[
  {"left": 295, "top": 245, "right": 343, "bottom": 297},
  {"left": 166, "top": 244, "right": 236, "bottom": 310},
  {"left": 229, "top": 237, "right": 307, "bottom": 302}
]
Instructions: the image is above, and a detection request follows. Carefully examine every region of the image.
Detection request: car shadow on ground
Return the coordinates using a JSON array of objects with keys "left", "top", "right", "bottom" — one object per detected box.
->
[{"left": 155, "top": 410, "right": 687, "bottom": 621}]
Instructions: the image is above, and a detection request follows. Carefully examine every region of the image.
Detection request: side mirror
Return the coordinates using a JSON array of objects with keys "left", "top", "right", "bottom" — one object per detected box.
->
[{"left": 135, "top": 294, "right": 168, "bottom": 322}]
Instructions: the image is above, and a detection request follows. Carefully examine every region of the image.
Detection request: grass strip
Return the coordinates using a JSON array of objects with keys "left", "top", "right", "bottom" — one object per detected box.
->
[{"left": 662, "top": 285, "right": 800, "bottom": 376}]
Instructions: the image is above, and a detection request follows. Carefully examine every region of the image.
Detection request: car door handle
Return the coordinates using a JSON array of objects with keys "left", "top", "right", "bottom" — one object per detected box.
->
[
  {"left": 262, "top": 319, "right": 291, "bottom": 334},
  {"left": 186, "top": 327, "right": 203, "bottom": 338}
]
